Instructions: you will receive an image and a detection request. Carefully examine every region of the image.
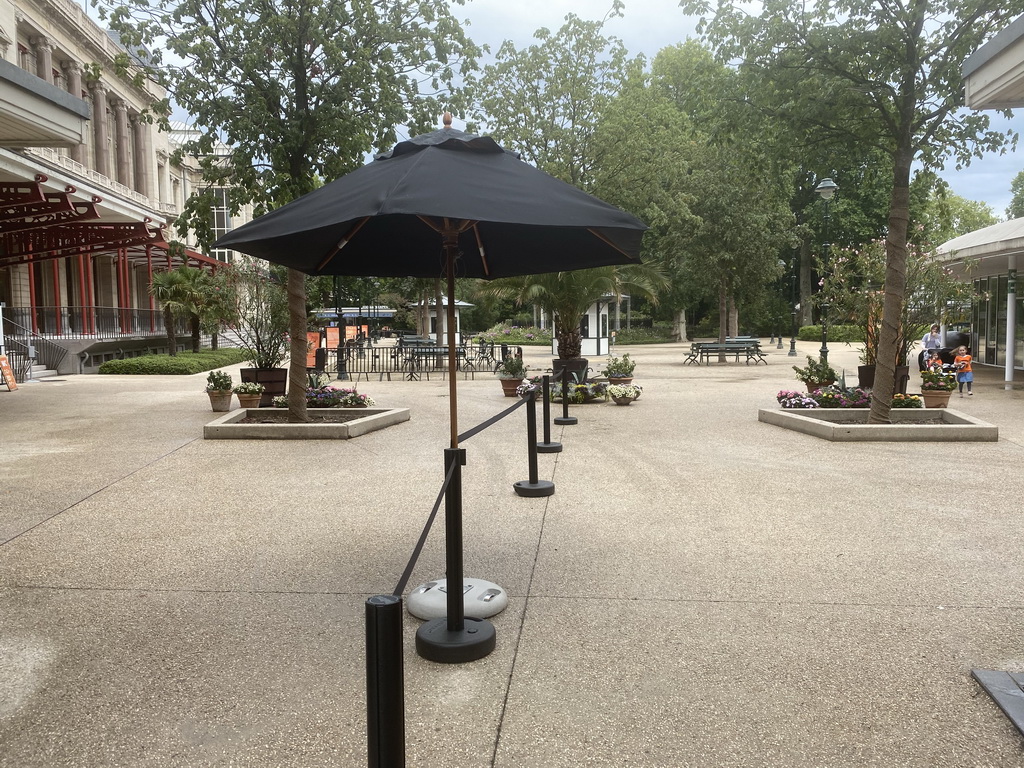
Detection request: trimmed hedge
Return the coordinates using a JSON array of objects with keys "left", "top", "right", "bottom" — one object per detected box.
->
[
  {"left": 98, "top": 349, "right": 249, "bottom": 375},
  {"left": 796, "top": 324, "right": 864, "bottom": 343},
  {"left": 614, "top": 324, "right": 675, "bottom": 345}
]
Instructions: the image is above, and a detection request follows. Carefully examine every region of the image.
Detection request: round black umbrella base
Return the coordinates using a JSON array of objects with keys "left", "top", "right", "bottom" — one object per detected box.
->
[
  {"left": 513, "top": 479, "right": 555, "bottom": 497},
  {"left": 536, "top": 441, "right": 563, "bottom": 453},
  {"left": 553, "top": 416, "right": 578, "bottom": 425},
  {"left": 415, "top": 616, "right": 496, "bottom": 663}
]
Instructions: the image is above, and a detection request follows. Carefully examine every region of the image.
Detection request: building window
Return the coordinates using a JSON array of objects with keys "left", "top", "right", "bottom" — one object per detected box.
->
[{"left": 210, "top": 188, "right": 232, "bottom": 263}]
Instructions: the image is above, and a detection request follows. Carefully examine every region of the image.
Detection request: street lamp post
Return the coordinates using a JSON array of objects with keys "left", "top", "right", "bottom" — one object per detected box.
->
[
  {"left": 789, "top": 260, "right": 798, "bottom": 356},
  {"left": 814, "top": 177, "right": 839, "bottom": 363}
]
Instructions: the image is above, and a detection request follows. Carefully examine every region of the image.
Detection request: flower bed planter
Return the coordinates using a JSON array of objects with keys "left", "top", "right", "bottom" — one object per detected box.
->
[
  {"left": 204, "top": 407, "right": 410, "bottom": 439},
  {"left": 758, "top": 407, "right": 997, "bottom": 442}
]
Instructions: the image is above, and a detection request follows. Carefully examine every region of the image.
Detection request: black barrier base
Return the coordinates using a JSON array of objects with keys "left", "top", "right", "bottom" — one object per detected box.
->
[
  {"left": 536, "top": 441, "right": 562, "bottom": 453},
  {"left": 513, "top": 479, "right": 555, "bottom": 497},
  {"left": 553, "top": 416, "right": 577, "bottom": 425},
  {"left": 415, "top": 616, "right": 496, "bottom": 663}
]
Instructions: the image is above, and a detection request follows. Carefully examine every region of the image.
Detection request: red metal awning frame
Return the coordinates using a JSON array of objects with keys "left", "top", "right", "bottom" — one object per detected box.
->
[{"left": 0, "top": 174, "right": 223, "bottom": 271}]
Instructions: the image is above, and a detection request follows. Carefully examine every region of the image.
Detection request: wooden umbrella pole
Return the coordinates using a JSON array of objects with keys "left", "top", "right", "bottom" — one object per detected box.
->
[{"left": 444, "top": 232, "right": 460, "bottom": 449}]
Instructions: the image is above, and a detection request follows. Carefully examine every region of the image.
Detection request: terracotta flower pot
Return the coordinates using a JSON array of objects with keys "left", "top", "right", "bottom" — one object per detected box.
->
[
  {"left": 921, "top": 390, "right": 952, "bottom": 408},
  {"left": 499, "top": 377, "right": 522, "bottom": 397},
  {"left": 208, "top": 390, "right": 233, "bottom": 412}
]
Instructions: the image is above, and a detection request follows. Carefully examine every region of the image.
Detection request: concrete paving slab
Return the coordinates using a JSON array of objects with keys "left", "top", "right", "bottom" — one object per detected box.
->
[{"left": 2, "top": 341, "right": 1024, "bottom": 766}]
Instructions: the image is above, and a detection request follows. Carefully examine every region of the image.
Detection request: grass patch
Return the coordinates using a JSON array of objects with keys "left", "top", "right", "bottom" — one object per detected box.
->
[{"left": 98, "top": 349, "right": 249, "bottom": 375}]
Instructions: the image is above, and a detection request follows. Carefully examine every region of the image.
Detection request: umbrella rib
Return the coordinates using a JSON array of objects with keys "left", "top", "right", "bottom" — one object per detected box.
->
[
  {"left": 587, "top": 228, "right": 641, "bottom": 261},
  {"left": 318, "top": 217, "right": 370, "bottom": 271},
  {"left": 471, "top": 224, "right": 491, "bottom": 278}
]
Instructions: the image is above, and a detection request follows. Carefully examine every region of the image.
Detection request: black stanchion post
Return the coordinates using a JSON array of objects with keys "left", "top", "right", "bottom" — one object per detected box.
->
[
  {"left": 415, "top": 448, "right": 496, "bottom": 663},
  {"left": 537, "top": 375, "right": 562, "bottom": 453},
  {"left": 514, "top": 393, "right": 555, "bottom": 497},
  {"left": 366, "top": 594, "right": 405, "bottom": 768},
  {"left": 337, "top": 349, "right": 350, "bottom": 381},
  {"left": 553, "top": 365, "right": 577, "bottom": 426}
]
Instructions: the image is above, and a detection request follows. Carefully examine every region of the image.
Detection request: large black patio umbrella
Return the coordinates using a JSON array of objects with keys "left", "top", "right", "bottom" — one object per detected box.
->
[
  {"left": 214, "top": 116, "right": 646, "bottom": 664},
  {"left": 214, "top": 115, "right": 647, "bottom": 448}
]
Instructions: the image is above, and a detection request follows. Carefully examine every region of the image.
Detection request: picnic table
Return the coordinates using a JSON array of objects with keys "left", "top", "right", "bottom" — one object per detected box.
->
[{"left": 683, "top": 337, "right": 767, "bottom": 366}]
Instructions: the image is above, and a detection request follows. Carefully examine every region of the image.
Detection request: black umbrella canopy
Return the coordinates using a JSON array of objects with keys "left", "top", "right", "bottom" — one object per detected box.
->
[
  {"left": 214, "top": 120, "right": 647, "bottom": 278},
  {"left": 216, "top": 118, "right": 647, "bottom": 451}
]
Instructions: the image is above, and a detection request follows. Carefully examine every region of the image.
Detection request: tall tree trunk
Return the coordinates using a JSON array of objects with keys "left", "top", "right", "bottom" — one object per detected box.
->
[
  {"left": 800, "top": 238, "right": 813, "bottom": 326},
  {"left": 191, "top": 314, "right": 201, "bottom": 353},
  {"left": 718, "top": 281, "right": 728, "bottom": 362},
  {"left": 164, "top": 307, "right": 177, "bottom": 356},
  {"left": 728, "top": 300, "right": 739, "bottom": 337},
  {"left": 419, "top": 287, "right": 429, "bottom": 336},
  {"left": 869, "top": 140, "right": 913, "bottom": 424},
  {"left": 287, "top": 268, "right": 309, "bottom": 423},
  {"left": 672, "top": 308, "right": 687, "bottom": 342},
  {"left": 433, "top": 278, "right": 444, "bottom": 343}
]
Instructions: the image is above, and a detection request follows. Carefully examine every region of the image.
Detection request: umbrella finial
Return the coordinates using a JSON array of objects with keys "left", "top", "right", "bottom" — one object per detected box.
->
[{"left": 443, "top": 112, "right": 453, "bottom": 129}]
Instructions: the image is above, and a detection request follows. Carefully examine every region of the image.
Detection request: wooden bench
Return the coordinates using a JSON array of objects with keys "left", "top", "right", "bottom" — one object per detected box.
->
[{"left": 683, "top": 339, "right": 767, "bottom": 366}]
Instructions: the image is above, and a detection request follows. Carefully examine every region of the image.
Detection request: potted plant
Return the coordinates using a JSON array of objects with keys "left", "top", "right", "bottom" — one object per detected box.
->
[
  {"left": 223, "top": 261, "right": 291, "bottom": 406},
  {"left": 496, "top": 354, "right": 528, "bottom": 397},
  {"left": 792, "top": 356, "right": 839, "bottom": 392},
  {"left": 607, "top": 383, "right": 639, "bottom": 405},
  {"left": 920, "top": 368, "right": 956, "bottom": 408},
  {"left": 601, "top": 353, "right": 636, "bottom": 384},
  {"left": 232, "top": 380, "right": 265, "bottom": 409},
  {"left": 206, "top": 369, "right": 233, "bottom": 411}
]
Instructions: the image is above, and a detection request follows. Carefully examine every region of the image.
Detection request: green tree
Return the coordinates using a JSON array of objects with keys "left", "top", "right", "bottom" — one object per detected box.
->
[
  {"left": 616, "top": 43, "right": 796, "bottom": 341},
  {"left": 472, "top": 3, "right": 631, "bottom": 189},
  {"left": 1007, "top": 170, "right": 1024, "bottom": 220},
  {"left": 681, "top": 0, "right": 1022, "bottom": 422},
  {"left": 475, "top": 266, "right": 666, "bottom": 360},
  {"left": 148, "top": 268, "right": 188, "bottom": 356},
  {"left": 917, "top": 183, "right": 998, "bottom": 248},
  {"left": 101, "top": 0, "right": 480, "bottom": 421}
]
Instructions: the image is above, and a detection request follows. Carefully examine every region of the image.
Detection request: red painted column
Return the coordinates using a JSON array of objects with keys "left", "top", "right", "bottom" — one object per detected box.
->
[
  {"left": 27, "top": 251, "right": 38, "bottom": 334},
  {"left": 147, "top": 244, "right": 155, "bottom": 332},
  {"left": 86, "top": 253, "right": 96, "bottom": 334},
  {"left": 51, "top": 258, "right": 62, "bottom": 335},
  {"left": 77, "top": 252, "right": 87, "bottom": 333}
]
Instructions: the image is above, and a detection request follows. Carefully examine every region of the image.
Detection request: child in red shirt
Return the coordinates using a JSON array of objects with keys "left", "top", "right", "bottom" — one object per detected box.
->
[{"left": 953, "top": 346, "right": 973, "bottom": 396}]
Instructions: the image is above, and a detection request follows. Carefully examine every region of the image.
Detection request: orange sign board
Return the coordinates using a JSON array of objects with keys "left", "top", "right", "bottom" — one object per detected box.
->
[
  {"left": 0, "top": 354, "right": 17, "bottom": 391},
  {"left": 306, "top": 332, "right": 320, "bottom": 367}
]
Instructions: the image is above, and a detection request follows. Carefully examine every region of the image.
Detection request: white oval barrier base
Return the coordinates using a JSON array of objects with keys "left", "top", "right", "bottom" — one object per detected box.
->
[{"left": 407, "top": 578, "right": 508, "bottom": 620}]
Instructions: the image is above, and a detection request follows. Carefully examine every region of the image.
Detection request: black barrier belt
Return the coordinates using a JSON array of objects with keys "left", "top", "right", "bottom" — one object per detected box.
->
[
  {"left": 457, "top": 395, "right": 528, "bottom": 444},
  {"left": 392, "top": 459, "right": 458, "bottom": 598}
]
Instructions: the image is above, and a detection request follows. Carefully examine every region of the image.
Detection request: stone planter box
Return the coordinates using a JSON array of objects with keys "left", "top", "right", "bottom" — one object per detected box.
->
[
  {"left": 204, "top": 407, "right": 410, "bottom": 439},
  {"left": 757, "top": 407, "right": 997, "bottom": 442}
]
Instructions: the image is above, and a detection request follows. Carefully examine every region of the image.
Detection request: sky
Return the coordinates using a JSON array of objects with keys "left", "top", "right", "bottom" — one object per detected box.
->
[{"left": 457, "top": 0, "right": 1024, "bottom": 219}]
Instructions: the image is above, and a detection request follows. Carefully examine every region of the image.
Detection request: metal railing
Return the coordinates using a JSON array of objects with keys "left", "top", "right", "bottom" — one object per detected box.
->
[
  {"left": 317, "top": 342, "right": 499, "bottom": 381},
  {"left": 1, "top": 316, "right": 69, "bottom": 380},
  {"left": 1, "top": 305, "right": 180, "bottom": 340}
]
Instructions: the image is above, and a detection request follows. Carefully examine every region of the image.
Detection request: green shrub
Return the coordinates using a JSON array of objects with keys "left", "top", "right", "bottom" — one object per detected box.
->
[
  {"left": 796, "top": 325, "right": 864, "bottom": 343},
  {"left": 614, "top": 323, "right": 675, "bottom": 345},
  {"left": 98, "top": 349, "right": 249, "bottom": 375},
  {"left": 472, "top": 323, "right": 552, "bottom": 346}
]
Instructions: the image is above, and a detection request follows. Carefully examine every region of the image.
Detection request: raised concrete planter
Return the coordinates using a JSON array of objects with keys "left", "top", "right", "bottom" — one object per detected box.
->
[
  {"left": 204, "top": 407, "right": 410, "bottom": 439},
  {"left": 758, "top": 407, "right": 998, "bottom": 442}
]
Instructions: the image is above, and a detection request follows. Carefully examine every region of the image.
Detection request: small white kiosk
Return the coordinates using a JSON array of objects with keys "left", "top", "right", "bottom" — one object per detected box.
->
[
  {"left": 425, "top": 299, "right": 473, "bottom": 345},
  {"left": 550, "top": 295, "right": 615, "bottom": 357}
]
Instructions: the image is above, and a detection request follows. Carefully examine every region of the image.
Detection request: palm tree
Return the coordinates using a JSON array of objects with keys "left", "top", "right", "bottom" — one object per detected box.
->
[
  {"left": 149, "top": 268, "right": 189, "bottom": 356},
  {"left": 174, "top": 266, "right": 214, "bottom": 353},
  {"left": 476, "top": 264, "right": 667, "bottom": 359}
]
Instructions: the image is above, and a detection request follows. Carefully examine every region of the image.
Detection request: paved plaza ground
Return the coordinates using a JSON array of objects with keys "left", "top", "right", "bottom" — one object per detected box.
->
[{"left": 2, "top": 339, "right": 1024, "bottom": 767}]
